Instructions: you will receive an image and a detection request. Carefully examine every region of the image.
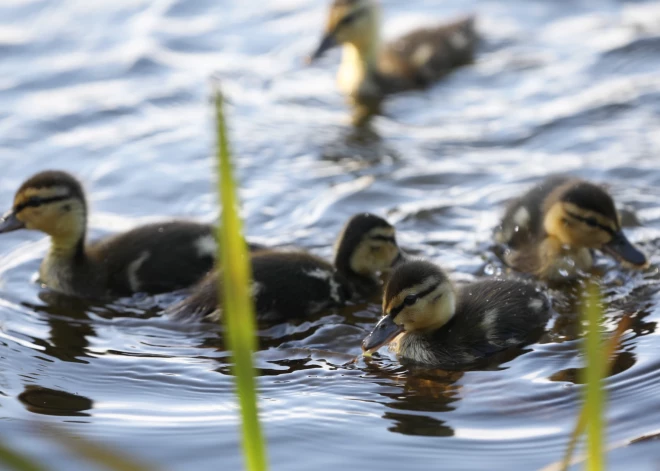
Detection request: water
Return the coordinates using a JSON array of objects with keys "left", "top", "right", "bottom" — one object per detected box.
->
[{"left": 1, "top": 0, "right": 660, "bottom": 470}]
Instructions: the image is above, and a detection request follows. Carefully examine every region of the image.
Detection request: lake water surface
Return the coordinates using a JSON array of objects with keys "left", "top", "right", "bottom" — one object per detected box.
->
[{"left": 1, "top": 0, "right": 660, "bottom": 470}]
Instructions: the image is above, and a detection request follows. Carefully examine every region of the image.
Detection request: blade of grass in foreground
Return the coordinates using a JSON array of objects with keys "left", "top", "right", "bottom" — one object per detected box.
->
[
  {"left": 0, "top": 442, "right": 48, "bottom": 471},
  {"left": 44, "top": 426, "right": 158, "bottom": 471},
  {"left": 555, "top": 313, "right": 631, "bottom": 471},
  {"left": 582, "top": 281, "right": 605, "bottom": 471},
  {"left": 214, "top": 88, "right": 268, "bottom": 471}
]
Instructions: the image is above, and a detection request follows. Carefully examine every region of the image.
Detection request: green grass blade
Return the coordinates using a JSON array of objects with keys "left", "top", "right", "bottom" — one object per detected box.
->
[
  {"left": 214, "top": 88, "right": 268, "bottom": 471},
  {"left": 557, "top": 314, "right": 630, "bottom": 471},
  {"left": 44, "top": 426, "right": 158, "bottom": 471},
  {"left": 582, "top": 281, "right": 605, "bottom": 471},
  {"left": 0, "top": 442, "right": 48, "bottom": 471}
]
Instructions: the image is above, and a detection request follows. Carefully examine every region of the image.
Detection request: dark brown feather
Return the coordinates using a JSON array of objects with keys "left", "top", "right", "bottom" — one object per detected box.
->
[
  {"left": 379, "top": 15, "right": 477, "bottom": 91},
  {"left": 167, "top": 251, "right": 351, "bottom": 322}
]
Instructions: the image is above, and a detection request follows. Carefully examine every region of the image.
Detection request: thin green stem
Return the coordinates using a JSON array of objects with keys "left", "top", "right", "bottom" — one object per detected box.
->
[
  {"left": 214, "top": 88, "right": 268, "bottom": 471},
  {"left": 0, "top": 443, "right": 48, "bottom": 471},
  {"left": 583, "top": 281, "right": 605, "bottom": 471}
]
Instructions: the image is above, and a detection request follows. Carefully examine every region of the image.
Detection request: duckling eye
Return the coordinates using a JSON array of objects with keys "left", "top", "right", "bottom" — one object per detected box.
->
[
  {"left": 585, "top": 218, "right": 598, "bottom": 228},
  {"left": 369, "top": 246, "right": 381, "bottom": 253},
  {"left": 340, "top": 13, "right": 358, "bottom": 26},
  {"left": 404, "top": 294, "right": 417, "bottom": 306}
]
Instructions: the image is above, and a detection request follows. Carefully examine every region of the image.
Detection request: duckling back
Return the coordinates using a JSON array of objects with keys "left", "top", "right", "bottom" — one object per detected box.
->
[
  {"left": 379, "top": 15, "right": 477, "bottom": 91},
  {"left": 398, "top": 279, "right": 550, "bottom": 368},
  {"left": 89, "top": 221, "right": 217, "bottom": 296},
  {"left": 167, "top": 251, "right": 351, "bottom": 322}
]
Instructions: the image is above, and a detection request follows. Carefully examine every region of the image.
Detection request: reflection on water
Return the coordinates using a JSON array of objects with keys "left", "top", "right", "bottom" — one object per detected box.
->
[{"left": 0, "top": 0, "right": 659, "bottom": 470}]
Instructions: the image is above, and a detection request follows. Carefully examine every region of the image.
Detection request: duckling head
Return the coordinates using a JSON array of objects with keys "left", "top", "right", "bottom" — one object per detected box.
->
[
  {"left": 0, "top": 171, "right": 87, "bottom": 250},
  {"left": 543, "top": 181, "right": 647, "bottom": 267},
  {"left": 334, "top": 213, "right": 403, "bottom": 277},
  {"left": 309, "top": 0, "right": 380, "bottom": 62},
  {"left": 362, "top": 260, "right": 456, "bottom": 354}
]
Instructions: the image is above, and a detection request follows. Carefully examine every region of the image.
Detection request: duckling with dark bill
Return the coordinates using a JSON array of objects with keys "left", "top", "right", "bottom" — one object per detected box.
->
[
  {"left": 362, "top": 260, "right": 551, "bottom": 368},
  {"left": 167, "top": 213, "right": 404, "bottom": 322},
  {"left": 495, "top": 176, "right": 647, "bottom": 281},
  {"left": 0, "top": 170, "right": 224, "bottom": 299},
  {"left": 308, "top": 0, "right": 477, "bottom": 125}
]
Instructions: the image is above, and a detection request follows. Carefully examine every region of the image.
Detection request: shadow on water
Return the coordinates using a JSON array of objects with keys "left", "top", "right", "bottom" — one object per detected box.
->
[{"left": 18, "top": 385, "right": 94, "bottom": 417}]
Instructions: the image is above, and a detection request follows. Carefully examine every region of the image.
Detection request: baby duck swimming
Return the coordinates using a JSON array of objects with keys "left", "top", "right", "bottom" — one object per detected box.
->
[
  {"left": 362, "top": 260, "right": 551, "bottom": 368},
  {"left": 167, "top": 213, "right": 403, "bottom": 321},
  {"left": 0, "top": 170, "right": 218, "bottom": 299},
  {"left": 495, "top": 176, "right": 647, "bottom": 281},
  {"left": 309, "top": 0, "right": 477, "bottom": 125}
]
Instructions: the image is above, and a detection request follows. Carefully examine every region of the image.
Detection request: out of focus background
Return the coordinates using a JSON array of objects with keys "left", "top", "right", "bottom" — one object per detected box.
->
[{"left": 0, "top": 0, "right": 660, "bottom": 470}]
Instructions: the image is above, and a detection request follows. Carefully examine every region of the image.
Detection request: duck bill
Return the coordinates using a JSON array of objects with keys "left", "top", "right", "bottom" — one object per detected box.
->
[
  {"left": 0, "top": 210, "right": 25, "bottom": 234},
  {"left": 362, "top": 315, "right": 403, "bottom": 354},
  {"left": 603, "top": 231, "right": 647, "bottom": 267},
  {"left": 307, "top": 33, "right": 338, "bottom": 63}
]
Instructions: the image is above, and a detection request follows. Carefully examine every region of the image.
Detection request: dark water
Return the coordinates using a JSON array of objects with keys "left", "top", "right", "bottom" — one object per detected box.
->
[{"left": 1, "top": 0, "right": 660, "bottom": 470}]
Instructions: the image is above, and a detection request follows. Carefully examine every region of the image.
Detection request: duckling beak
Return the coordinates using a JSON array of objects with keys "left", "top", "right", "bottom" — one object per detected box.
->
[
  {"left": 362, "top": 315, "right": 403, "bottom": 354},
  {"left": 603, "top": 231, "right": 647, "bottom": 267},
  {"left": 308, "top": 33, "right": 338, "bottom": 63},
  {"left": 0, "top": 210, "right": 25, "bottom": 234}
]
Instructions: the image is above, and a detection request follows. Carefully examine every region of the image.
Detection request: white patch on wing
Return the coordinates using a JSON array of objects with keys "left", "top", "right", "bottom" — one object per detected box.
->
[
  {"left": 513, "top": 207, "right": 530, "bottom": 229},
  {"left": 304, "top": 268, "right": 342, "bottom": 303},
  {"left": 194, "top": 234, "right": 216, "bottom": 258},
  {"left": 328, "top": 277, "right": 342, "bottom": 303},
  {"left": 251, "top": 281, "right": 263, "bottom": 297},
  {"left": 204, "top": 309, "right": 222, "bottom": 322},
  {"left": 449, "top": 30, "right": 468, "bottom": 50},
  {"left": 305, "top": 268, "right": 332, "bottom": 280},
  {"left": 127, "top": 251, "right": 151, "bottom": 292},
  {"left": 481, "top": 308, "right": 499, "bottom": 340},
  {"left": 411, "top": 43, "right": 434, "bottom": 67},
  {"left": 528, "top": 298, "right": 545, "bottom": 311}
]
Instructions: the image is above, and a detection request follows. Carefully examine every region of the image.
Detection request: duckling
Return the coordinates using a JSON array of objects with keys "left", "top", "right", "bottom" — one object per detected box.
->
[
  {"left": 362, "top": 260, "right": 551, "bottom": 368},
  {"left": 0, "top": 170, "right": 223, "bottom": 299},
  {"left": 494, "top": 176, "right": 647, "bottom": 281},
  {"left": 167, "top": 213, "right": 404, "bottom": 321},
  {"left": 308, "top": 0, "right": 477, "bottom": 125}
]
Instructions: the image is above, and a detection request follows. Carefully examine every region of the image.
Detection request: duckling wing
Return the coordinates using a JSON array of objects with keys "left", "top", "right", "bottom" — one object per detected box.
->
[
  {"left": 169, "top": 251, "right": 350, "bottom": 322},
  {"left": 454, "top": 280, "right": 550, "bottom": 351},
  {"left": 89, "top": 221, "right": 217, "bottom": 295},
  {"left": 249, "top": 252, "right": 349, "bottom": 320},
  {"left": 379, "top": 16, "right": 477, "bottom": 90},
  {"left": 496, "top": 175, "right": 573, "bottom": 248}
]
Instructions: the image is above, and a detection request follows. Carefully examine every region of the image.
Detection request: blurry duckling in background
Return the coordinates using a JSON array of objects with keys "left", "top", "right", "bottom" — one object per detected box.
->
[
  {"left": 167, "top": 213, "right": 404, "bottom": 322},
  {"left": 495, "top": 176, "right": 648, "bottom": 281},
  {"left": 308, "top": 0, "right": 477, "bottom": 126},
  {"left": 0, "top": 170, "right": 223, "bottom": 299},
  {"left": 362, "top": 260, "right": 551, "bottom": 368}
]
